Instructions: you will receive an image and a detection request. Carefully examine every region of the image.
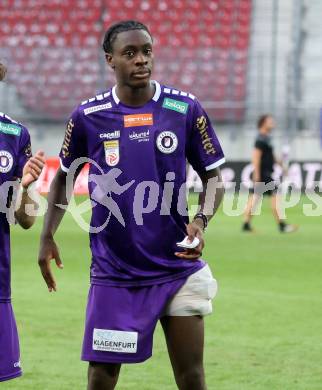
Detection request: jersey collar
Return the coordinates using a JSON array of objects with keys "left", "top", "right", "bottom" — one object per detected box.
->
[{"left": 111, "top": 80, "right": 161, "bottom": 105}]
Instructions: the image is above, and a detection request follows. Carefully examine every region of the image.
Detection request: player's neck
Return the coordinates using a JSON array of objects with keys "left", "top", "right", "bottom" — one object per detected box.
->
[
  {"left": 115, "top": 82, "right": 155, "bottom": 107},
  {"left": 259, "top": 128, "right": 270, "bottom": 136}
]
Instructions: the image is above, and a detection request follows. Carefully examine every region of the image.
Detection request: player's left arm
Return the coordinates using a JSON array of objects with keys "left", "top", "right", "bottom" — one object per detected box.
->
[
  {"left": 197, "top": 167, "right": 225, "bottom": 222},
  {"left": 13, "top": 127, "right": 45, "bottom": 228},
  {"left": 176, "top": 99, "right": 225, "bottom": 260},
  {"left": 15, "top": 150, "right": 45, "bottom": 229},
  {"left": 175, "top": 167, "right": 224, "bottom": 260}
]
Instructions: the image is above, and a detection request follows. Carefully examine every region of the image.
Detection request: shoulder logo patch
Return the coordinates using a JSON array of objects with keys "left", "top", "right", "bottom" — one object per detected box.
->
[
  {"left": 162, "top": 98, "right": 188, "bottom": 114},
  {"left": 84, "top": 103, "right": 112, "bottom": 115},
  {"left": 0, "top": 122, "right": 21, "bottom": 136}
]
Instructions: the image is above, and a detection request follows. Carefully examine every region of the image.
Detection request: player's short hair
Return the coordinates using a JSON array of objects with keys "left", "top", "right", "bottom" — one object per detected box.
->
[
  {"left": 102, "top": 20, "right": 152, "bottom": 54},
  {"left": 0, "top": 63, "right": 7, "bottom": 81},
  {"left": 257, "top": 114, "right": 272, "bottom": 129}
]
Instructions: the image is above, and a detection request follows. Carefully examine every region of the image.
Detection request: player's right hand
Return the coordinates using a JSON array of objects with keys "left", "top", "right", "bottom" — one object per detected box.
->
[
  {"left": 21, "top": 150, "right": 46, "bottom": 189},
  {"left": 175, "top": 222, "right": 204, "bottom": 260},
  {"left": 38, "top": 235, "right": 64, "bottom": 292}
]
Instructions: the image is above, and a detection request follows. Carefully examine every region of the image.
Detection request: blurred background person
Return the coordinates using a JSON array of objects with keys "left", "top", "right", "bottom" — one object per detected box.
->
[{"left": 242, "top": 114, "right": 297, "bottom": 233}]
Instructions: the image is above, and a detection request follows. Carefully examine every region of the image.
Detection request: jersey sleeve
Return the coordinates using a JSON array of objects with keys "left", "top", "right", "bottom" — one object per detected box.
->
[
  {"left": 59, "top": 108, "right": 87, "bottom": 172},
  {"left": 254, "top": 138, "right": 266, "bottom": 151},
  {"left": 186, "top": 99, "right": 225, "bottom": 173},
  {"left": 14, "top": 126, "right": 32, "bottom": 178}
]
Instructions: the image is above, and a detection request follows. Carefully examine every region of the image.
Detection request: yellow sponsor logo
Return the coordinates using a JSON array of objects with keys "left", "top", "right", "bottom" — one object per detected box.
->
[
  {"left": 61, "top": 118, "right": 74, "bottom": 158},
  {"left": 196, "top": 116, "right": 216, "bottom": 155},
  {"left": 104, "top": 140, "right": 119, "bottom": 148}
]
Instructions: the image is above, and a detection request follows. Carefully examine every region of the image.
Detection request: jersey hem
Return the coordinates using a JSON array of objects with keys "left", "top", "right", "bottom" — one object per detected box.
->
[
  {"left": 81, "top": 353, "right": 151, "bottom": 364},
  {"left": 0, "top": 370, "right": 22, "bottom": 382},
  {"left": 90, "top": 262, "right": 205, "bottom": 288}
]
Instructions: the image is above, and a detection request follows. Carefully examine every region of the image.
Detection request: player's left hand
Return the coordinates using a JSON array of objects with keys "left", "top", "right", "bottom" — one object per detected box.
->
[
  {"left": 175, "top": 221, "right": 204, "bottom": 260},
  {"left": 21, "top": 150, "right": 45, "bottom": 189}
]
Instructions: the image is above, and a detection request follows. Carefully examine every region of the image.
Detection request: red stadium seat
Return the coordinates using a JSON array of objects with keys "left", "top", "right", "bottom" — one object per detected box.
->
[{"left": 0, "top": 0, "right": 251, "bottom": 122}]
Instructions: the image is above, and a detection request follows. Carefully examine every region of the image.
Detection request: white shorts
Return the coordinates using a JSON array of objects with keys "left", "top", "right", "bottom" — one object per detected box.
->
[{"left": 163, "top": 264, "right": 218, "bottom": 317}]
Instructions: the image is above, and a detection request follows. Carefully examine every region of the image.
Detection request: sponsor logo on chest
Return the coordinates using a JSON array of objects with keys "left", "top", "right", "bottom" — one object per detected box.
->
[
  {"left": 99, "top": 130, "right": 120, "bottom": 140},
  {"left": 124, "top": 113, "right": 153, "bottom": 127},
  {"left": 156, "top": 131, "right": 178, "bottom": 154},
  {"left": 93, "top": 328, "right": 138, "bottom": 353},
  {"left": 104, "top": 140, "right": 120, "bottom": 167},
  {"left": 0, "top": 150, "right": 14, "bottom": 173},
  {"left": 129, "top": 130, "right": 150, "bottom": 142}
]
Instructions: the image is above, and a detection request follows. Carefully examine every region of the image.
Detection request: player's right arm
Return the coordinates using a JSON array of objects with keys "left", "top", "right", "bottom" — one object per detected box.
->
[
  {"left": 38, "top": 168, "right": 73, "bottom": 292},
  {"left": 252, "top": 147, "right": 262, "bottom": 183},
  {"left": 38, "top": 110, "right": 87, "bottom": 292}
]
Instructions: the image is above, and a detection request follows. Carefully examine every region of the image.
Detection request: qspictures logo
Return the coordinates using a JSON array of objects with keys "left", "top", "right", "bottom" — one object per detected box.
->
[
  {"left": 196, "top": 116, "right": 216, "bottom": 155},
  {"left": 123, "top": 113, "right": 153, "bottom": 127}
]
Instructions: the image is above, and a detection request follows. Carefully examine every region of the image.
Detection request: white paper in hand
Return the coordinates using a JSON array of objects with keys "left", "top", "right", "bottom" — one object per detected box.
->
[{"left": 176, "top": 236, "right": 200, "bottom": 249}]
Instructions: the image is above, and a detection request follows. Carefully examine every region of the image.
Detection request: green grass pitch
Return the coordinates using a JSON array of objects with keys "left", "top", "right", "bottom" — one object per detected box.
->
[{"left": 6, "top": 195, "right": 322, "bottom": 389}]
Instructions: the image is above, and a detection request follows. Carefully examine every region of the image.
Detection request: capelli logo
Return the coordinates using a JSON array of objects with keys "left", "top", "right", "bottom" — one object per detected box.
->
[{"left": 99, "top": 131, "right": 121, "bottom": 139}]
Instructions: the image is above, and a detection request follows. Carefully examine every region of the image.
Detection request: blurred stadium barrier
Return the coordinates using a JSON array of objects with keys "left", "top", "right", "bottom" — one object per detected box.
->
[
  {"left": 36, "top": 158, "right": 89, "bottom": 194},
  {"left": 36, "top": 158, "right": 320, "bottom": 194}
]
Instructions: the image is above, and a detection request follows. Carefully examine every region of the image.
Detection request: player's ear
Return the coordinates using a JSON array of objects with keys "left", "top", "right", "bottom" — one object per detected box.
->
[{"left": 105, "top": 53, "right": 115, "bottom": 71}]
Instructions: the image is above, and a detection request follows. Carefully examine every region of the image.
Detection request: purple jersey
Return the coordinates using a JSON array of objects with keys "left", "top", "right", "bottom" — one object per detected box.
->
[
  {"left": 59, "top": 81, "right": 225, "bottom": 287},
  {"left": 0, "top": 112, "right": 31, "bottom": 301}
]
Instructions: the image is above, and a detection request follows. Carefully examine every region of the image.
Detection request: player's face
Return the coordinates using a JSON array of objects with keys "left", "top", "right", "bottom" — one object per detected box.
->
[
  {"left": 107, "top": 29, "right": 154, "bottom": 89},
  {"left": 265, "top": 116, "right": 275, "bottom": 132}
]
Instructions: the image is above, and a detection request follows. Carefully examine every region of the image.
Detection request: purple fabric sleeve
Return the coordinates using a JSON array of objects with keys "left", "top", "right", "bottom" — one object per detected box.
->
[
  {"left": 13, "top": 126, "right": 32, "bottom": 178},
  {"left": 186, "top": 99, "right": 225, "bottom": 173},
  {"left": 59, "top": 108, "right": 87, "bottom": 172}
]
